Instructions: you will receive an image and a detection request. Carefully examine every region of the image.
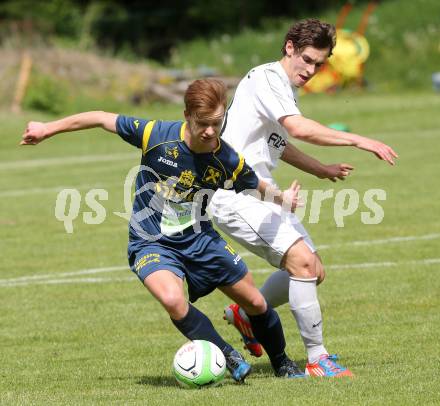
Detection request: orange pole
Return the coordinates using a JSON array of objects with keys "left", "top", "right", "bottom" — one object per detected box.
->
[
  {"left": 11, "top": 50, "right": 33, "bottom": 113},
  {"left": 357, "top": 2, "right": 378, "bottom": 36},
  {"left": 336, "top": 3, "right": 353, "bottom": 30}
]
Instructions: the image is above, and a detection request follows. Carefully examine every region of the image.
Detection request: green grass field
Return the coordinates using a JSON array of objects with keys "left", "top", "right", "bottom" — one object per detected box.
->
[{"left": 1, "top": 91, "right": 439, "bottom": 405}]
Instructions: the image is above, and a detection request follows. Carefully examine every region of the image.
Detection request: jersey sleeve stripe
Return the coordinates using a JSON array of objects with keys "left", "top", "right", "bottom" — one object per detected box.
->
[
  {"left": 142, "top": 120, "right": 156, "bottom": 154},
  {"left": 231, "top": 154, "right": 245, "bottom": 182},
  {"left": 213, "top": 137, "right": 221, "bottom": 153},
  {"left": 180, "top": 122, "right": 187, "bottom": 140}
]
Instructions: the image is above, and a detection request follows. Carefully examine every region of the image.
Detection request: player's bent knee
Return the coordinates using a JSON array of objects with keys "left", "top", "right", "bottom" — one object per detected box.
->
[
  {"left": 250, "top": 295, "right": 267, "bottom": 312},
  {"left": 162, "top": 293, "right": 185, "bottom": 311},
  {"left": 285, "top": 250, "right": 317, "bottom": 279},
  {"left": 314, "top": 253, "right": 325, "bottom": 284},
  {"left": 155, "top": 290, "right": 187, "bottom": 317},
  {"left": 237, "top": 293, "right": 267, "bottom": 315},
  {"left": 283, "top": 240, "right": 318, "bottom": 279},
  {"left": 317, "top": 267, "right": 326, "bottom": 285}
]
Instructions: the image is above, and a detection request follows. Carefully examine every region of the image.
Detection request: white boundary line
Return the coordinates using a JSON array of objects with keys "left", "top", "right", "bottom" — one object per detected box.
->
[
  {"left": 3, "top": 265, "right": 127, "bottom": 283},
  {"left": 239, "top": 232, "right": 440, "bottom": 257},
  {"left": 316, "top": 233, "right": 440, "bottom": 249},
  {"left": 1, "top": 258, "right": 439, "bottom": 288},
  {"left": 6, "top": 127, "right": 436, "bottom": 171},
  {"left": 0, "top": 152, "right": 138, "bottom": 171},
  {"left": 0, "top": 183, "right": 121, "bottom": 198}
]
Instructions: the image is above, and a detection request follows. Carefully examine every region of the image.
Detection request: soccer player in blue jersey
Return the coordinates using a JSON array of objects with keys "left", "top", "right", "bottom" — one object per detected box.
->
[{"left": 21, "top": 78, "right": 306, "bottom": 381}]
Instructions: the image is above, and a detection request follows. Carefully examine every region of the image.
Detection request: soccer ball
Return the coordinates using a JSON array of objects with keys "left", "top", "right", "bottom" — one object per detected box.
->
[{"left": 173, "top": 340, "right": 226, "bottom": 388}]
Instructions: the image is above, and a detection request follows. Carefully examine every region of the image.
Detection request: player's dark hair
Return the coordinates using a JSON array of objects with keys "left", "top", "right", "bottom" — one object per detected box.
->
[
  {"left": 184, "top": 79, "right": 227, "bottom": 118},
  {"left": 282, "top": 18, "right": 336, "bottom": 56}
]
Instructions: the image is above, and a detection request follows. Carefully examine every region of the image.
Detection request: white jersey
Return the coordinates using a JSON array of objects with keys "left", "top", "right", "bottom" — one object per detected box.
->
[
  {"left": 210, "top": 62, "right": 315, "bottom": 267},
  {"left": 221, "top": 61, "right": 301, "bottom": 185}
]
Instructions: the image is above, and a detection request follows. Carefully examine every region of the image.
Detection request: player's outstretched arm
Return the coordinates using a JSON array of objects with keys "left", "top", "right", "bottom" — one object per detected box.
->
[
  {"left": 281, "top": 142, "right": 354, "bottom": 182},
  {"left": 20, "top": 111, "right": 118, "bottom": 146},
  {"left": 280, "top": 114, "right": 398, "bottom": 165},
  {"left": 255, "top": 179, "right": 302, "bottom": 213}
]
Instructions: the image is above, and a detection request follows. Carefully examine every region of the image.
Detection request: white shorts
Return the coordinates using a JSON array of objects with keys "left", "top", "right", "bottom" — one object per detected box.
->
[{"left": 210, "top": 190, "right": 316, "bottom": 268}]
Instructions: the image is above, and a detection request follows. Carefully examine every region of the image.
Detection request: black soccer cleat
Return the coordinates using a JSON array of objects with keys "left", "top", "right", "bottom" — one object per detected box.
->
[
  {"left": 225, "top": 350, "right": 252, "bottom": 383},
  {"left": 274, "top": 358, "right": 306, "bottom": 378}
]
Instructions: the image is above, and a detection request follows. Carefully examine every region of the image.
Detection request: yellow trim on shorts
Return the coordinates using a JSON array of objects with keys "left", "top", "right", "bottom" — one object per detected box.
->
[{"left": 142, "top": 120, "right": 156, "bottom": 154}]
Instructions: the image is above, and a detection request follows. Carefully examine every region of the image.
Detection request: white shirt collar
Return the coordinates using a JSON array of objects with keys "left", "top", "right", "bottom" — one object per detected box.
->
[{"left": 273, "top": 61, "right": 292, "bottom": 87}]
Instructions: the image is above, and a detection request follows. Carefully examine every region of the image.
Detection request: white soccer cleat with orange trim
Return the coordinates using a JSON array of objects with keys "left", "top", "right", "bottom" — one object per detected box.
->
[{"left": 305, "top": 354, "right": 353, "bottom": 377}]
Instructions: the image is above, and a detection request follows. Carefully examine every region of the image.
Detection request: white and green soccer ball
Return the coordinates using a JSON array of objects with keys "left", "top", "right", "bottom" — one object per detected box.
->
[{"left": 173, "top": 340, "right": 226, "bottom": 388}]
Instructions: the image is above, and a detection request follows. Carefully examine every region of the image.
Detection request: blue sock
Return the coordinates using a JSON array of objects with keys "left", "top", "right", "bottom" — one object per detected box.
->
[
  {"left": 171, "top": 303, "right": 234, "bottom": 356},
  {"left": 247, "top": 306, "right": 287, "bottom": 370}
]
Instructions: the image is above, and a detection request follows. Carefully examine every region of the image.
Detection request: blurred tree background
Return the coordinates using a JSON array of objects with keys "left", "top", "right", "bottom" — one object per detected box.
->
[
  {"left": 0, "top": 0, "right": 369, "bottom": 60},
  {"left": 1, "top": 0, "right": 439, "bottom": 113}
]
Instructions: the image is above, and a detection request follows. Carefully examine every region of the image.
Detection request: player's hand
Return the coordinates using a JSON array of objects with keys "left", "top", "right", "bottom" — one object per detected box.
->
[
  {"left": 281, "top": 180, "right": 303, "bottom": 212},
  {"left": 355, "top": 137, "right": 398, "bottom": 165},
  {"left": 318, "top": 163, "right": 354, "bottom": 182},
  {"left": 20, "top": 121, "right": 48, "bottom": 145}
]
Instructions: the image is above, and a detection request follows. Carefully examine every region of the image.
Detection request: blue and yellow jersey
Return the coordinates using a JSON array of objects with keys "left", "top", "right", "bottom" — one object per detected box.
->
[{"left": 116, "top": 115, "right": 259, "bottom": 244}]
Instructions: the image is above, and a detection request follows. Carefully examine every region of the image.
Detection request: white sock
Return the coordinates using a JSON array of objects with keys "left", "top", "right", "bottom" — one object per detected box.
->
[
  {"left": 289, "top": 276, "right": 327, "bottom": 364},
  {"left": 259, "top": 270, "right": 290, "bottom": 308}
]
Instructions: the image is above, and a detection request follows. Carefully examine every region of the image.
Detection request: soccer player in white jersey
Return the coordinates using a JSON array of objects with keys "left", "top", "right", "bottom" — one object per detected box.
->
[{"left": 210, "top": 18, "right": 398, "bottom": 377}]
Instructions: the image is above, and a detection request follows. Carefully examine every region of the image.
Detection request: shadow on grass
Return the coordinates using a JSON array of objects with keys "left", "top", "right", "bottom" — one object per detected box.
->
[
  {"left": 136, "top": 358, "right": 308, "bottom": 387},
  {"left": 136, "top": 375, "right": 250, "bottom": 387},
  {"left": 250, "top": 361, "right": 273, "bottom": 376},
  {"left": 250, "top": 358, "right": 308, "bottom": 376},
  {"left": 137, "top": 375, "right": 178, "bottom": 387}
]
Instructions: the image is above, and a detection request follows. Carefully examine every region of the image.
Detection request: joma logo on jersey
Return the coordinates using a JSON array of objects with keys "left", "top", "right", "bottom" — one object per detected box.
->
[
  {"left": 268, "top": 133, "right": 287, "bottom": 149},
  {"left": 158, "top": 156, "right": 178, "bottom": 168}
]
